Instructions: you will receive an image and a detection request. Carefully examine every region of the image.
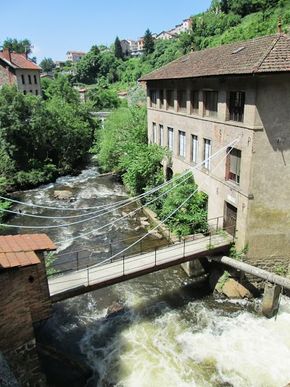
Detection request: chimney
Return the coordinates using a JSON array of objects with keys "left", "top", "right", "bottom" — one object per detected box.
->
[
  {"left": 2, "top": 48, "right": 11, "bottom": 62},
  {"left": 278, "top": 16, "right": 282, "bottom": 34}
]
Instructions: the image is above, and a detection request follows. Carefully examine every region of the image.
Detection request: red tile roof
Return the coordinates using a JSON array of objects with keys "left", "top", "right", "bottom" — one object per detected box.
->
[
  {"left": 140, "top": 34, "right": 290, "bottom": 81},
  {"left": 0, "top": 52, "right": 41, "bottom": 70},
  {"left": 0, "top": 234, "right": 56, "bottom": 269}
]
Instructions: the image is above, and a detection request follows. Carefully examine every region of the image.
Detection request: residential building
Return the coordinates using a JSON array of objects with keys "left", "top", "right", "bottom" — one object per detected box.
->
[
  {"left": 140, "top": 33, "right": 290, "bottom": 269},
  {"left": 0, "top": 49, "right": 42, "bottom": 96},
  {"left": 156, "top": 31, "right": 177, "bottom": 40},
  {"left": 66, "top": 50, "right": 86, "bottom": 62}
]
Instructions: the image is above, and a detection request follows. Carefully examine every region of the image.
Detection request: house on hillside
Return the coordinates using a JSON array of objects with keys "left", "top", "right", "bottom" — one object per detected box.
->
[
  {"left": 66, "top": 50, "right": 86, "bottom": 63},
  {"left": 156, "top": 31, "right": 178, "bottom": 40},
  {"left": 0, "top": 49, "right": 42, "bottom": 96},
  {"left": 140, "top": 33, "right": 290, "bottom": 269}
]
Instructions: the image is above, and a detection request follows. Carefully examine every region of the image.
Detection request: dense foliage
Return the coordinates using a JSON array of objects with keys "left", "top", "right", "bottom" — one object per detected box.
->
[
  {"left": 0, "top": 79, "right": 97, "bottom": 190},
  {"left": 39, "top": 57, "right": 55, "bottom": 72},
  {"left": 2, "top": 38, "right": 33, "bottom": 54},
  {"left": 95, "top": 106, "right": 165, "bottom": 195},
  {"left": 151, "top": 176, "right": 208, "bottom": 237}
]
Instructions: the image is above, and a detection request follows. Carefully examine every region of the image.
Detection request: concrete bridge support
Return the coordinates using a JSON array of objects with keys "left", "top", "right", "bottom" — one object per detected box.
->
[
  {"left": 262, "top": 283, "right": 282, "bottom": 318},
  {"left": 181, "top": 258, "right": 208, "bottom": 284}
]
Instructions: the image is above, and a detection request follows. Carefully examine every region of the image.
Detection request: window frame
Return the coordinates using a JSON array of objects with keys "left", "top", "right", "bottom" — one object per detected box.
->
[
  {"left": 166, "top": 90, "right": 174, "bottom": 110},
  {"left": 34, "top": 74, "right": 38, "bottom": 85},
  {"left": 159, "top": 124, "right": 164, "bottom": 146},
  {"left": 226, "top": 147, "right": 241, "bottom": 185},
  {"left": 177, "top": 90, "right": 187, "bottom": 113},
  {"left": 191, "top": 134, "right": 198, "bottom": 164},
  {"left": 203, "top": 138, "right": 212, "bottom": 170},
  {"left": 152, "top": 122, "right": 157, "bottom": 143},
  {"left": 168, "top": 127, "right": 174, "bottom": 151},
  {"left": 191, "top": 90, "right": 199, "bottom": 115},
  {"left": 204, "top": 90, "right": 218, "bottom": 118},
  {"left": 150, "top": 89, "right": 157, "bottom": 108},
  {"left": 21, "top": 74, "right": 25, "bottom": 85},
  {"left": 228, "top": 91, "right": 245, "bottom": 122},
  {"left": 178, "top": 130, "right": 186, "bottom": 158},
  {"left": 28, "top": 75, "right": 32, "bottom": 85}
]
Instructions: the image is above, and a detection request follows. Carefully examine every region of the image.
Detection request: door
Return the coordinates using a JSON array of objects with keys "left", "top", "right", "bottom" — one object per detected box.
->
[{"left": 224, "top": 202, "right": 237, "bottom": 236}]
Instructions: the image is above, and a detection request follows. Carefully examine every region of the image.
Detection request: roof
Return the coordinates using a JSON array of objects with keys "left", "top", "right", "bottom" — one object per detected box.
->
[
  {"left": 0, "top": 234, "right": 56, "bottom": 270},
  {"left": 66, "top": 51, "right": 86, "bottom": 55},
  {"left": 0, "top": 52, "right": 41, "bottom": 70},
  {"left": 140, "top": 34, "right": 290, "bottom": 81}
]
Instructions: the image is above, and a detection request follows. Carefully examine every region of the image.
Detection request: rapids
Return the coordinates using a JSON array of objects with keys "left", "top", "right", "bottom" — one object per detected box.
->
[{"left": 6, "top": 164, "right": 290, "bottom": 387}]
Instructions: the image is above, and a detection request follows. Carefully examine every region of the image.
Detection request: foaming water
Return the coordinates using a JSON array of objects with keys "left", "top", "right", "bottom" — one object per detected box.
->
[{"left": 9, "top": 163, "right": 290, "bottom": 387}]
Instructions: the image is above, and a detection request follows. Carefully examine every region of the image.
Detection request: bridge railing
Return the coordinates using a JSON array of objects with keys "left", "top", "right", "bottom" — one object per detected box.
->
[{"left": 47, "top": 216, "right": 235, "bottom": 278}]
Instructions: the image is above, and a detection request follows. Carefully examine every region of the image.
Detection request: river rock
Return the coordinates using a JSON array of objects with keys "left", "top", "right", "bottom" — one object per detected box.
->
[
  {"left": 141, "top": 220, "right": 150, "bottom": 227},
  {"left": 140, "top": 217, "right": 148, "bottom": 222},
  {"left": 106, "top": 302, "right": 124, "bottom": 317},
  {"left": 53, "top": 190, "right": 73, "bottom": 200},
  {"left": 222, "top": 278, "right": 253, "bottom": 299}
]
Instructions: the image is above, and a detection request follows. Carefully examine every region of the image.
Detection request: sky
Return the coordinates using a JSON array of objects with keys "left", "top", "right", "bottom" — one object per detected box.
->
[{"left": 0, "top": 0, "right": 212, "bottom": 62}]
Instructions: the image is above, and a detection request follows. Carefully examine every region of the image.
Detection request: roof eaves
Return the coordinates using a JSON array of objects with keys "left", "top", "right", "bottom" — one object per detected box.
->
[{"left": 0, "top": 56, "right": 17, "bottom": 69}]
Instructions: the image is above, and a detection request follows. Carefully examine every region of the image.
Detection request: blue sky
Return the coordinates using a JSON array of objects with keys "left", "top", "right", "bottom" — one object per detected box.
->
[{"left": 0, "top": 0, "right": 212, "bottom": 62}]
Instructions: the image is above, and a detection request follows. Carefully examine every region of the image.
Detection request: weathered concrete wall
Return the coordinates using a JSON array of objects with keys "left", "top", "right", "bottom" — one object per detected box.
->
[
  {"left": 146, "top": 77, "right": 258, "bottom": 251},
  {"left": 246, "top": 74, "right": 290, "bottom": 265},
  {"left": 146, "top": 74, "right": 290, "bottom": 268},
  {"left": 15, "top": 69, "right": 42, "bottom": 96}
]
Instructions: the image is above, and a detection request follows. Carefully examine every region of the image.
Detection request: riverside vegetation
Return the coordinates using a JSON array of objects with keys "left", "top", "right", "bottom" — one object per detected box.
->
[{"left": 0, "top": 0, "right": 287, "bottom": 224}]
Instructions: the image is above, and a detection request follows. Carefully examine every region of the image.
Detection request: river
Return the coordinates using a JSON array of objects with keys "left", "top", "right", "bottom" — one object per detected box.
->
[{"left": 6, "top": 164, "right": 290, "bottom": 387}]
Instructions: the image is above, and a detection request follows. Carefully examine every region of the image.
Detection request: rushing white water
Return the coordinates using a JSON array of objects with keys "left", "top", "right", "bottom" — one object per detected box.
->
[
  {"left": 8, "top": 164, "right": 290, "bottom": 387},
  {"left": 78, "top": 292, "right": 290, "bottom": 387}
]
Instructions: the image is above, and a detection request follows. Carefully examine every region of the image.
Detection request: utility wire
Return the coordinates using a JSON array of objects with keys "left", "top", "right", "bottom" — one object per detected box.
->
[
  {"left": 50, "top": 138, "right": 240, "bottom": 284},
  {"left": 0, "top": 139, "right": 238, "bottom": 228},
  {"left": 55, "top": 137, "right": 240, "bottom": 245}
]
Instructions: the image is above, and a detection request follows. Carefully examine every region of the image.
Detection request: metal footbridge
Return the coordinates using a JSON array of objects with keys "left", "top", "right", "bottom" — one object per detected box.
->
[{"left": 48, "top": 218, "right": 233, "bottom": 302}]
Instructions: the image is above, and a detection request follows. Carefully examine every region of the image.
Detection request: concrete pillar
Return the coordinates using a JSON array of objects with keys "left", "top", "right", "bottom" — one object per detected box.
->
[
  {"left": 262, "top": 283, "right": 282, "bottom": 319},
  {"left": 181, "top": 258, "right": 207, "bottom": 280}
]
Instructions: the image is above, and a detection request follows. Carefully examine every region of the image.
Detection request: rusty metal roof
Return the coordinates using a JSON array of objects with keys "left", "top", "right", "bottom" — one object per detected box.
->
[
  {"left": 140, "top": 34, "right": 290, "bottom": 81},
  {"left": 0, "top": 234, "right": 56, "bottom": 269}
]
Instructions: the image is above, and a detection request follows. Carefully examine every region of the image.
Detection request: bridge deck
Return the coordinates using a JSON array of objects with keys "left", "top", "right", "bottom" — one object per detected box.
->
[{"left": 49, "top": 233, "right": 232, "bottom": 302}]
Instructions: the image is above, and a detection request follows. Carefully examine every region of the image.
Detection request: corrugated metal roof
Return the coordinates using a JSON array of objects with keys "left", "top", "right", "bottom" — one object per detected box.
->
[
  {"left": 0, "top": 234, "right": 56, "bottom": 269},
  {"left": 140, "top": 34, "right": 290, "bottom": 81}
]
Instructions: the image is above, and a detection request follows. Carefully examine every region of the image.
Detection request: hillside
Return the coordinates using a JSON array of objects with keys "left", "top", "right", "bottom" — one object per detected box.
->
[{"left": 70, "top": 0, "right": 290, "bottom": 95}]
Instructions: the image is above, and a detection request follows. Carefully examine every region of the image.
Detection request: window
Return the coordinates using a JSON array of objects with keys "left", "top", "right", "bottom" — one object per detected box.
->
[
  {"left": 28, "top": 75, "right": 32, "bottom": 84},
  {"left": 228, "top": 91, "right": 245, "bottom": 122},
  {"left": 23, "top": 90, "right": 27, "bottom": 95},
  {"left": 204, "top": 139, "right": 212, "bottom": 170},
  {"left": 168, "top": 127, "right": 174, "bottom": 151},
  {"left": 204, "top": 91, "right": 218, "bottom": 117},
  {"left": 192, "top": 135, "right": 198, "bottom": 163},
  {"left": 21, "top": 74, "right": 25, "bottom": 85},
  {"left": 150, "top": 90, "right": 157, "bottom": 108},
  {"left": 34, "top": 75, "right": 38, "bottom": 84},
  {"left": 159, "top": 124, "right": 164, "bottom": 146},
  {"left": 29, "top": 90, "right": 33, "bottom": 93},
  {"left": 177, "top": 90, "right": 187, "bottom": 112},
  {"left": 226, "top": 148, "right": 241, "bottom": 184},
  {"left": 191, "top": 90, "right": 199, "bottom": 114},
  {"left": 179, "top": 131, "right": 186, "bottom": 157},
  {"left": 152, "top": 122, "right": 157, "bottom": 143},
  {"left": 166, "top": 90, "right": 174, "bottom": 110},
  {"left": 159, "top": 89, "right": 164, "bottom": 109},
  {"left": 35, "top": 90, "right": 39, "bottom": 96}
]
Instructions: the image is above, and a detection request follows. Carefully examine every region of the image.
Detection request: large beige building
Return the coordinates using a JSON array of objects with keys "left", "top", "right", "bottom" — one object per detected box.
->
[
  {"left": 141, "top": 33, "right": 290, "bottom": 269},
  {"left": 0, "top": 49, "right": 42, "bottom": 96}
]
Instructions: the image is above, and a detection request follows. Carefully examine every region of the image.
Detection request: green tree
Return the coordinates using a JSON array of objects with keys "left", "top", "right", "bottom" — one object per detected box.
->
[
  {"left": 2, "top": 38, "right": 33, "bottom": 55},
  {"left": 143, "top": 29, "right": 155, "bottom": 55},
  {"left": 40, "top": 57, "right": 55, "bottom": 72},
  {"left": 114, "top": 36, "right": 124, "bottom": 59},
  {"left": 157, "top": 176, "right": 208, "bottom": 237},
  {"left": 75, "top": 45, "right": 101, "bottom": 84}
]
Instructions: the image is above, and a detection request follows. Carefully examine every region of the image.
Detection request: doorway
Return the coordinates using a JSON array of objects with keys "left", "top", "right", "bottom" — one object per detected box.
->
[{"left": 224, "top": 202, "right": 237, "bottom": 236}]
